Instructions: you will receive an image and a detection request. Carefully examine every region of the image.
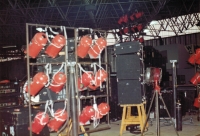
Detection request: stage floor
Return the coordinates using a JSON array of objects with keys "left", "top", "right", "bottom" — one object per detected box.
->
[{"left": 51, "top": 113, "right": 200, "bottom": 136}]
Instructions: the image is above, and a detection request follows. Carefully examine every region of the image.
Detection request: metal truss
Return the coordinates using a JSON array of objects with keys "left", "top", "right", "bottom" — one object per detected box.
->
[
  {"left": 145, "top": 13, "right": 200, "bottom": 37},
  {"left": 0, "top": 0, "right": 199, "bottom": 46}
]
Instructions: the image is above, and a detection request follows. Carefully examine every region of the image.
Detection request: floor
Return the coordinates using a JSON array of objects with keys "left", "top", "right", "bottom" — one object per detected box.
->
[{"left": 51, "top": 113, "right": 200, "bottom": 136}]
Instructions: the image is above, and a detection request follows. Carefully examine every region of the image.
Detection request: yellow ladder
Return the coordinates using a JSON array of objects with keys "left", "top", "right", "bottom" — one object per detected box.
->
[{"left": 119, "top": 102, "right": 147, "bottom": 136}]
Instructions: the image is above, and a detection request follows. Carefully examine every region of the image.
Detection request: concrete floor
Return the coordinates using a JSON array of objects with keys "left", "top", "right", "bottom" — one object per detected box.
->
[{"left": 50, "top": 113, "right": 200, "bottom": 136}]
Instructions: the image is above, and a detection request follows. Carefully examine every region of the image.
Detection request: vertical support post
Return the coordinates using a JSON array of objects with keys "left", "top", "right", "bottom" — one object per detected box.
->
[
  {"left": 140, "top": 43, "right": 145, "bottom": 99},
  {"left": 104, "top": 40, "right": 110, "bottom": 125},
  {"left": 176, "top": 100, "right": 182, "bottom": 131},
  {"left": 69, "top": 63, "right": 79, "bottom": 136},
  {"left": 170, "top": 60, "right": 177, "bottom": 128},
  {"left": 155, "top": 91, "right": 160, "bottom": 136},
  {"left": 198, "top": 90, "right": 200, "bottom": 121},
  {"left": 26, "top": 23, "right": 32, "bottom": 136}
]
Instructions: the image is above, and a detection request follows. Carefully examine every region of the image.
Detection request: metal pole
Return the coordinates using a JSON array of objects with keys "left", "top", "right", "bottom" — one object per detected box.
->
[
  {"left": 141, "top": 91, "right": 156, "bottom": 136},
  {"left": 69, "top": 64, "right": 79, "bottom": 136},
  {"left": 104, "top": 41, "right": 110, "bottom": 125},
  {"left": 176, "top": 100, "right": 182, "bottom": 131},
  {"left": 156, "top": 91, "right": 160, "bottom": 136},
  {"left": 26, "top": 23, "right": 32, "bottom": 136},
  {"left": 140, "top": 44, "right": 146, "bottom": 101},
  {"left": 160, "top": 94, "right": 179, "bottom": 136},
  {"left": 170, "top": 60, "right": 177, "bottom": 127}
]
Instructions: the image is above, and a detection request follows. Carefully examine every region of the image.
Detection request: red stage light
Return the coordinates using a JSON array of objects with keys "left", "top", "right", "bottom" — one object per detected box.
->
[{"left": 190, "top": 72, "right": 200, "bottom": 85}]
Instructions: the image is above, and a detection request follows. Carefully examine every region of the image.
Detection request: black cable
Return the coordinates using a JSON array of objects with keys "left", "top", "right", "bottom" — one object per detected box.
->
[{"left": 129, "top": 125, "right": 149, "bottom": 135}]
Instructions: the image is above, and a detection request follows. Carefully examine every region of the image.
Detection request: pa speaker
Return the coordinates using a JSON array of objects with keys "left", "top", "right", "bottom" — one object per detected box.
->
[
  {"left": 117, "top": 79, "right": 143, "bottom": 104},
  {"left": 116, "top": 54, "right": 141, "bottom": 79},
  {"left": 159, "top": 91, "right": 174, "bottom": 118},
  {"left": 114, "top": 41, "right": 141, "bottom": 55}
]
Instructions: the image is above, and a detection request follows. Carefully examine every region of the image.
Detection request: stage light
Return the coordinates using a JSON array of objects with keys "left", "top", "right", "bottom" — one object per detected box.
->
[
  {"left": 190, "top": 72, "right": 200, "bottom": 85},
  {"left": 188, "top": 48, "right": 200, "bottom": 65},
  {"left": 144, "top": 67, "right": 162, "bottom": 84},
  {"left": 135, "top": 12, "right": 144, "bottom": 18}
]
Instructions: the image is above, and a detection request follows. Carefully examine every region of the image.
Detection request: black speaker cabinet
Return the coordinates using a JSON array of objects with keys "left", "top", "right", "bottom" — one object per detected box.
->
[
  {"left": 109, "top": 75, "right": 123, "bottom": 120},
  {"left": 114, "top": 41, "right": 141, "bottom": 55},
  {"left": 116, "top": 54, "right": 141, "bottom": 79},
  {"left": 159, "top": 91, "right": 174, "bottom": 118},
  {"left": 0, "top": 124, "right": 50, "bottom": 136},
  {"left": 117, "top": 79, "right": 143, "bottom": 104}
]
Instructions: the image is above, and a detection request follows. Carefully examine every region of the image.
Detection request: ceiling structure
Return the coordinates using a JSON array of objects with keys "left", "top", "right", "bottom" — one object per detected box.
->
[{"left": 0, "top": 0, "right": 199, "bottom": 47}]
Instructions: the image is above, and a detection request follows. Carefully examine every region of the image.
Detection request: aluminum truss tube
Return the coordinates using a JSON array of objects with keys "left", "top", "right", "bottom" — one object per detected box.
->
[
  {"left": 104, "top": 41, "right": 110, "bottom": 126},
  {"left": 143, "top": 0, "right": 169, "bottom": 35},
  {"left": 155, "top": 91, "right": 160, "bottom": 136},
  {"left": 97, "top": 4, "right": 108, "bottom": 27},
  {"left": 48, "top": 0, "right": 72, "bottom": 27},
  {"left": 26, "top": 23, "right": 32, "bottom": 136},
  {"left": 170, "top": 60, "right": 177, "bottom": 127},
  {"left": 147, "top": 0, "right": 169, "bottom": 21},
  {"left": 69, "top": 64, "right": 79, "bottom": 136}
]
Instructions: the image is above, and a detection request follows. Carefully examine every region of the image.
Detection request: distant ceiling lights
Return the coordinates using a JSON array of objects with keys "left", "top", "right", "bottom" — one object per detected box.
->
[
  {"left": 2, "top": 45, "right": 16, "bottom": 48},
  {"left": 0, "top": 57, "right": 21, "bottom": 62}
]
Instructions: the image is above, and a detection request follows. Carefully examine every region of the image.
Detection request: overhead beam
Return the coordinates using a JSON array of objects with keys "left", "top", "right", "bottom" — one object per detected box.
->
[
  {"left": 83, "top": 0, "right": 97, "bottom": 28},
  {"left": 48, "top": 0, "right": 72, "bottom": 26}
]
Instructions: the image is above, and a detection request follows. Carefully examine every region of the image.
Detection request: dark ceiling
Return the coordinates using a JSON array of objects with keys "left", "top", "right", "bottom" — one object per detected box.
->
[{"left": 0, "top": 0, "right": 199, "bottom": 47}]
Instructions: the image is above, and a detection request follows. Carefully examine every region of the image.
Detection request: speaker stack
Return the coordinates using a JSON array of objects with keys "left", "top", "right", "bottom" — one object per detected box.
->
[{"left": 114, "top": 41, "right": 143, "bottom": 104}]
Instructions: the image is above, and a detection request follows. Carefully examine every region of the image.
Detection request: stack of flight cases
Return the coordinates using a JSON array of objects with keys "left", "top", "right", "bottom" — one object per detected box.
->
[
  {"left": 114, "top": 41, "right": 143, "bottom": 104},
  {"left": 0, "top": 106, "right": 50, "bottom": 136}
]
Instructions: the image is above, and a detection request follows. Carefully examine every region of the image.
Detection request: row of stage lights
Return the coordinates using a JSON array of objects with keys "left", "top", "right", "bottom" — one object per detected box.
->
[
  {"left": 117, "top": 11, "right": 145, "bottom": 42},
  {"left": 25, "top": 32, "right": 107, "bottom": 59},
  {"left": 30, "top": 101, "right": 110, "bottom": 134},
  {"left": 188, "top": 48, "right": 200, "bottom": 108}
]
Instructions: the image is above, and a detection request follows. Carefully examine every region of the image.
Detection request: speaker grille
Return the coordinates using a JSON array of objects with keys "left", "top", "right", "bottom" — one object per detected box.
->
[
  {"left": 117, "top": 79, "right": 143, "bottom": 104},
  {"left": 116, "top": 54, "right": 140, "bottom": 79}
]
